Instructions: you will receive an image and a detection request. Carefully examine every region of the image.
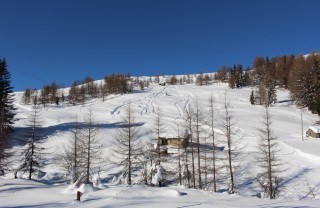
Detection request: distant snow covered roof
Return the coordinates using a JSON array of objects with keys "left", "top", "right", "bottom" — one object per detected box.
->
[
  {"left": 164, "top": 134, "right": 175, "bottom": 138},
  {"left": 309, "top": 126, "right": 320, "bottom": 133}
]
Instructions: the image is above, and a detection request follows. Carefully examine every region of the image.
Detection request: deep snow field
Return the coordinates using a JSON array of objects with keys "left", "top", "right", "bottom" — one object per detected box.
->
[{"left": 1, "top": 82, "right": 320, "bottom": 208}]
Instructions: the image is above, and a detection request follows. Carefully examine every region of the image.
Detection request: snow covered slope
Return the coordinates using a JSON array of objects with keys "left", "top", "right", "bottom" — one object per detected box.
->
[
  {"left": 1, "top": 179, "right": 320, "bottom": 208},
  {"left": 1, "top": 82, "right": 320, "bottom": 207}
]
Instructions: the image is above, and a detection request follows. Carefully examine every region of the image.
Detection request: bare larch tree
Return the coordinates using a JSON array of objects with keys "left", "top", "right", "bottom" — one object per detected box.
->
[
  {"left": 184, "top": 104, "right": 196, "bottom": 188},
  {"left": 113, "top": 102, "right": 140, "bottom": 185},
  {"left": 208, "top": 93, "right": 218, "bottom": 192},
  {"left": 154, "top": 106, "right": 165, "bottom": 165},
  {"left": 222, "top": 93, "right": 240, "bottom": 194},
  {"left": 256, "top": 105, "right": 286, "bottom": 199},
  {"left": 193, "top": 98, "right": 203, "bottom": 189},
  {"left": 55, "top": 118, "right": 82, "bottom": 184},
  {"left": 79, "top": 106, "right": 101, "bottom": 184}
]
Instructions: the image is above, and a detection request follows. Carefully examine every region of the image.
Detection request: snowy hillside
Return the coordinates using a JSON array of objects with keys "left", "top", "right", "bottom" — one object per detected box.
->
[{"left": 1, "top": 82, "right": 320, "bottom": 207}]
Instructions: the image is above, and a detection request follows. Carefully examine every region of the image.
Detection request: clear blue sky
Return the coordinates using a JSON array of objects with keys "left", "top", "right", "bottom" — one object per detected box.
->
[{"left": 0, "top": 0, "right": 319, "bottom": 91}]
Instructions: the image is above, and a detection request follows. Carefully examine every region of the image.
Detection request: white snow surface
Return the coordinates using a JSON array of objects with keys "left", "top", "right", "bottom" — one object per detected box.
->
[{"left": 1, "top": 82, "right": 320, "bottom": 207}]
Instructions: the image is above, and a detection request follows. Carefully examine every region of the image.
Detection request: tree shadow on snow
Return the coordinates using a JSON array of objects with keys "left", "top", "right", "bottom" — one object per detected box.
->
[
  {"left": 187, "top": 142, "right": 224, "bottom": 151},
  {"left": 282, "top": 167, "right": 312, "bottom": 186},
  {"left": 10, "top": 121, "right": 145, "bottom": 147},
  {"left": 4, "top": 202, "right": 70, "bottom": 208}
]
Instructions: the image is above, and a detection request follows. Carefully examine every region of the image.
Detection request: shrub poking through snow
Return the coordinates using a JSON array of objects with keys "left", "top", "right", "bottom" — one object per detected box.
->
[{"left": 152, "top": 165, "right": 165, "bottom": 187}]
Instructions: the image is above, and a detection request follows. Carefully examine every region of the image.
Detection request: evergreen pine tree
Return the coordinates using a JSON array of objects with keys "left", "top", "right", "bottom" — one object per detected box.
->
[
  {"left": 250, "top": 90, "right": 255, "bottom": 105},
  {"left": 18, "top": 105, "right": 45, "bottom": 180},
  {"left": 0, "top": 58, "right": 16, "bottom": 175}
]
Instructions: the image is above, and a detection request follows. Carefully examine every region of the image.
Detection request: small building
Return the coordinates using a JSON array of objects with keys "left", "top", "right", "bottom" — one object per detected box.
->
[
  {"left": 306, "top": 126, "right": 320, "bottom": 138},
  {"left": 159, "top": 82, "right": 166, "bottom": 86},
  {"left": 159, "top": 135, "right": 189, "bottom": 148}
]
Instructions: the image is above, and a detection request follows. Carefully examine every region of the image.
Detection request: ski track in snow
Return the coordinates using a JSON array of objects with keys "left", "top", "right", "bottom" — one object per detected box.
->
[
  {"left": 14, "top": 102, "right": 32, "bottom": 111},
  {"left": 145, "top": 85, "right": 169, "bottom": 116},
  {"left": 105, "top": 85, "right": 193, "bottom": 122},
  {"left": 163, "top": 85, "right": 193, "bottom": 122},
  {"left": 174, "top": 85, "right": 194, "bottom": 119},
  {"left": 117, "top": 85, "right": 183, "bottom": 119},
  {"left": 108, "top": 85, "right": 170, "bottom": 117}
]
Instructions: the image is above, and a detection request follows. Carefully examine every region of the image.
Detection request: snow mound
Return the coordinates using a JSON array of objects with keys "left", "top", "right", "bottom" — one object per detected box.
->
[
  {"left": 62, "top": 183, "right": 100, "bottom": 195},
  {"left": 160, "top": 189, "right": 181, "bottom": 197},
  {"left": 62, "top": 184, "right": 78, "bottom": 194},
  {"left": 78, "top": 183, "right": 99, "bottom": 194},
  {"left": 96, "top": 183, "right": 108, "bottom": 189},
  {"left": 112, "top": 186, "right": 181, "bottom": 199}
]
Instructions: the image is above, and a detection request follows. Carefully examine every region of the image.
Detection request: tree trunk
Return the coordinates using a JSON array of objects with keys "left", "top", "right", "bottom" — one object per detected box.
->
[
  {"left": 74, "top": 133, "right": 77, "bottom": 183},
  {"left": 191, "top": 134, "right": 195, "bottom": 188},
  {"left": 86, "top": 130, "right": 91, "bottom": 184},
  {"left": 29, "top": 119, "right": 36, "bottom": 180},
  {"left": 212, "top": 128, "right": 217, "bottom": 192},
  {"left": 266, "top": 107, "right": 273, "bottom": 199},
  {"left": 128, "top": 110, "right": 132, "bottom": 185},
  {"left": 196, "top": 114, "right": 202, "bottom": 189},
  {"left": 185, "top": 147, "right": 190, "bottom": 188},
  {"left": 128, "top": 135, "right": 131, "bottom": 185},
  {"left": 77, "top": 191, "right": 82, "bottom": 201},
  {"left": 227, "top": 117, "right": 234, "bottom": 194},
  {"left": 178, "top": 143, "right": 182, "bottom": 185}
]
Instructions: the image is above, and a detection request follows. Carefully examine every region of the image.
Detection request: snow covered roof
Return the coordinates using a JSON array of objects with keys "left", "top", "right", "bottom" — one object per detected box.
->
[{"left": 309, "top": 126, "right": 320, "bottom": 133}]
